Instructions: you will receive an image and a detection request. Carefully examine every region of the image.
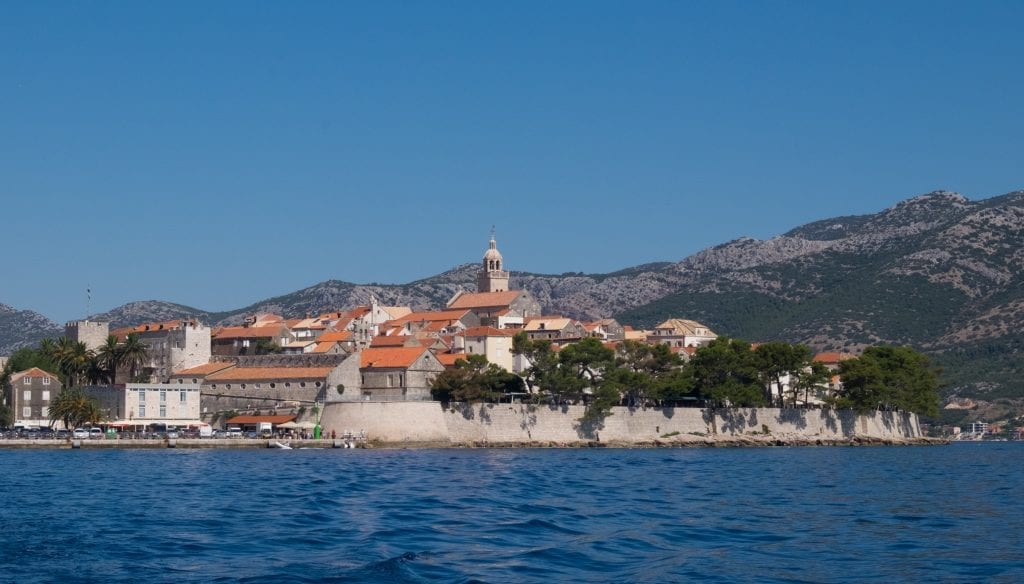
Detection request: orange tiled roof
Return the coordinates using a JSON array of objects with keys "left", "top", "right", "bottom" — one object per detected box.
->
[
  {"left": 392, "top": 309, "right": 471, "bottom": 323},
  {"left": 370, "top": 335, "right": 413, "bottom": 347},
  {"left": 436, "top": 352, "right": 468, "bottom": 366},
  {"left": 172, "top": 362, "right": 236, "bottom": 377},
  {"left": 447, "top": 291, "right": 521, "bottom": 309},
  {"left": 462, "top": 326, "right": 515, "bottom": 337},
  {"left": 813, "top": 352, "right": 856, "bottom": 364},
  {"left": 318, "top": 331, "right": 353, "bottom": 342},
  {"left": 313, "top": 341, "right": 337, "bottom": 353},
  {"left": 207, "top": 366, "right": 336, "bottom": 381},
  {"left": 212, "top": 325, "right": 285, "bottom": 340},
  {"left": 360, "top": 347, "right": 429, "bottom": 369},
  {"left": 9, "top": 367, "right": 60, "bottom": 382}
]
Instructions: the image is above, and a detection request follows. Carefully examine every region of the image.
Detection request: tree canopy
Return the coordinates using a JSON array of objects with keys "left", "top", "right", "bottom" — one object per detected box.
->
[{"left": 834, "top": 346, "right": 940, "bottom": 416}]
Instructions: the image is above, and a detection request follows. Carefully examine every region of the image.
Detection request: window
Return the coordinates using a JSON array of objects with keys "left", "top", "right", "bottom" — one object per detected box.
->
[
  {"left": 42, "top": 377, "right": 50, "bottom": 385},
  {"left": 160, "top": 391, "right": 166, "bottom": 402},
  {"left": 23, "top": 377, "right": 30, "bottom": 385},
  {"left": 42, "top": 391, "right": 50, "bottom": 401},
  {"left": 139, "top": 405, "right": 146, "bottom": 417},
  {"left": 24, "top": 390, "right": 31, "bottom": 400},
  {"left": 23, "top": 407, "right": 31, "bottom": 417},
  {"left": 139, "top": 390, "right": 146, "bottom": 402},
  {"left": 242, "top": 339, "right": 250, "bottom": 348},
  {"left": 180, "top": 391, "right": 187, "bottom": 403},
  {"left": 269, "top": 383, "right": 276, "bottom": 389},
  {"left": 41, "top": 407, "right": 49, "bottom": 418},
  {"left": 300, "top": 382, "right": 306, "bottom": 388},
  {"left": 241, "top": 384, "right": 247, "bottom": 389},
  {"left": 159, "top": 405, "right": 166, "bottom": 417}
]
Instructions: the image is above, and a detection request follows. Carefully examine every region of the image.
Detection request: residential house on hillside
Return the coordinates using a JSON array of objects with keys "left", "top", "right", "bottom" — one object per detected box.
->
[
  {"left": 108, "top": 319, "right": 212, "bottom": 383},
  {"left": 456, "top": 326, "right": 517, "bottom": 372},
  {"left": 523, "top": 316, "right": 586, "bottom": 344},
  {"left": 4, "top": 368, "right": 62, "bottom": 428},
  {"left": 648, "top": 319, "right": 717, "bottom": 349},
  {"left": 386, "top": 309, "right": 480, "bottom": 337},
  {"left": 583, "top": 319, "right": 625, "bottom": 341},
  {"left": 318, "top": 299, "right": 413, "bottom": 348},
  {"left": 211, "top": 323, "right": 294, "bottom": 357}
]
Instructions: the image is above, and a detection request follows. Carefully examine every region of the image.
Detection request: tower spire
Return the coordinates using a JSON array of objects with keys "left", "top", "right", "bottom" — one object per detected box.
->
[{"left": 478, "top": 228, "right": 510, "bottom": 293}]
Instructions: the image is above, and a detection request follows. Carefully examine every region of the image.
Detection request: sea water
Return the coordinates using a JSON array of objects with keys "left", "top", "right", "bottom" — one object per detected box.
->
[{"left": 0, "top": 443, "right": 1021, "bottom": 583}]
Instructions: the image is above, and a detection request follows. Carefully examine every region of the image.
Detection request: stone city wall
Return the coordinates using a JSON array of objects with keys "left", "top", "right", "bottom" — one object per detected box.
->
[{"left": 320, "top": 402, "right": 922, "bottom": 445}]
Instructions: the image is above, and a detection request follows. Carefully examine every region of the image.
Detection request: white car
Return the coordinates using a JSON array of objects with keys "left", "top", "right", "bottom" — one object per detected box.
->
[
  {"left": 72, "top": 428, "right": 89, "bottom": 439},
  {"left": 88, "top": 428, "right": 104, "bottom": 439}
]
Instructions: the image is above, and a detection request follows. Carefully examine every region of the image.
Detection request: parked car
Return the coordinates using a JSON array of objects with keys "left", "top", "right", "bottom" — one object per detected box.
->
[
  {"left": 226, "top": 427, "right": 243, "bottom": 438},
  {"left": 72, "top": 428, "right": 89, "bottom": 439},
  {"left": 212, "top": 429, "right": 227, "bottom": 439},
  {"left": 88, "top": 428, "right": 104, "bottom": 439},
  {"left": 56, "top": 429, "right": 71, "bottom": 439},
  {"left": 37, "top": 428, "right": 55, "bottom": 439},
  {"left": 166, "top": 430, "right": 180, "bottom": 439}
]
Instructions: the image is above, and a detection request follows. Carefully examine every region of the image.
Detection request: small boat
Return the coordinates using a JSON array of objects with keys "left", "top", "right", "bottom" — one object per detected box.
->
[{"left": 272, "top": 441, "right": 293, "bottom": 450}]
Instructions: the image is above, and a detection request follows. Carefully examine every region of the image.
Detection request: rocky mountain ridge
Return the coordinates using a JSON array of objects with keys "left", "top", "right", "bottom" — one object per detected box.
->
[{"left": 3, "top": 189, "right": 1023, "bottom": 406}]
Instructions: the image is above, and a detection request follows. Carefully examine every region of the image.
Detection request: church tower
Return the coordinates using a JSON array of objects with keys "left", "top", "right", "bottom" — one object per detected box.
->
[{"left": 477, "top": 231, "right": 510, "bottom": 293}]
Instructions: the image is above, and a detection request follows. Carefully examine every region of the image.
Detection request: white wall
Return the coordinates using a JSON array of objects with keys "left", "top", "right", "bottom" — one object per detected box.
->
[{"left": 320, "top": 402, "right": 922, "bottom": 445}]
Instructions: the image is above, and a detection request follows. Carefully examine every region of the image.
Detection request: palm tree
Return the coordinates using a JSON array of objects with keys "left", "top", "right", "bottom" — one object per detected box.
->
[
  {"left": 97, "top": 335, "right": 123, "bottom": 383},
  {"left": 52, "top": 337, "right": 93, "bottom": 387},
  {"left": 49, "top": 388, "right": 103, "bottom": 429},
  {"left": 38, "top": 338, "right": 58, "bottom": 361},
  {"left": 120, "top": 333, "right": 149, "bottom": 382}
]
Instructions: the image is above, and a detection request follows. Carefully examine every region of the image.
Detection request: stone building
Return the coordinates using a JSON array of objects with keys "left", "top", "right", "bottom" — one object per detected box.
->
[
  {"left": 211, "top": 323, "right": 293, "bottom": 357},
  {"left": 5, "top": 367, "right": 62, "bottom": 428},
  {"left": 341, "top": 347, "right": 445, "bottom": 402},
  {"left": 171, "top": 354, "right": 357, "bottom": 421},
  {"left": 64, "top": 320, "right": 110, "bottom": 352},
  {"left": 446, "top": 235, "right": 542, "bottom": 328},
  {"left": 111, "top": 319, "right": 212, "bottom": 382}
]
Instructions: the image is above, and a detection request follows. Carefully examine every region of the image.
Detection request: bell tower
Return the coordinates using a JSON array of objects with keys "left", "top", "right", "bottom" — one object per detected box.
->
[{"left": 477, "top": 228, "right": 510, "bottom": 293}]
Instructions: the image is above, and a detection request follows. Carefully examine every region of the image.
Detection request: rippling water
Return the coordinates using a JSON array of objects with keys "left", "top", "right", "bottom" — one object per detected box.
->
[{"left": 0, "top": 443, "right": 1021, "bottom": 582}]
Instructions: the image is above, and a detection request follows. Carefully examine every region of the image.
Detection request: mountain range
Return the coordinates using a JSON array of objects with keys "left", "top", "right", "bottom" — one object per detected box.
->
[{"left": 4, "top": 190, "right": 1023, "bottom": 418}]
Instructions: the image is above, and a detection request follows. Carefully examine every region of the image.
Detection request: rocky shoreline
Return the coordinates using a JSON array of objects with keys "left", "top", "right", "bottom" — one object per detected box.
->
[{"left": 367, "top": 435, "right": 949, "bottom": 449}]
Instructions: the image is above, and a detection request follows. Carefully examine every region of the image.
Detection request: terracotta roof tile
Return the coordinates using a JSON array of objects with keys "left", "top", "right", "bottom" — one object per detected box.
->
[
  {"left": 436, "top": 352, "right": 468, "bottom": 366},
  {"left": 447, "top": 291, "right": 521, "bottom": 309},
  {"left": 370, "top": 335, "right": 413, "bottom": 347},
  {"left": 813, "top": 352, "right": 856, "bottom": 364},
  {"left": 312, "top": 341, "right": 337, "bottom": 353},
  {"left": 318, "top": 331, "right": 353, "bottom": 342},
  {"left": 9, "top": 367, "right": 60, "bottom": 382},
  {"left": 392, "top": 309, "right": 472, "bottom": 323},
  {"left": 360, "top": 347, "right": 430, "bottom": 369},
  {"left": 462, "top": 326, "right": 516, "bottom": 337},
  {"left": 212, "top": 325, "right": 286, "bottom": 340}
]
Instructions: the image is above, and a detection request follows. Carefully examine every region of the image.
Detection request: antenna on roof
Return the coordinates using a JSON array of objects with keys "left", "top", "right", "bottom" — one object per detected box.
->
[{"left": 490, "top": 225, "right": 496, "bottom": 239}]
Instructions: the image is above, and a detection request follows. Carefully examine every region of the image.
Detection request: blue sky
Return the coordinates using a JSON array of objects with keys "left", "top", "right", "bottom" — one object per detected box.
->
[{"left": 2, "top": 1, "right": 1022, "bottom": 323}]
